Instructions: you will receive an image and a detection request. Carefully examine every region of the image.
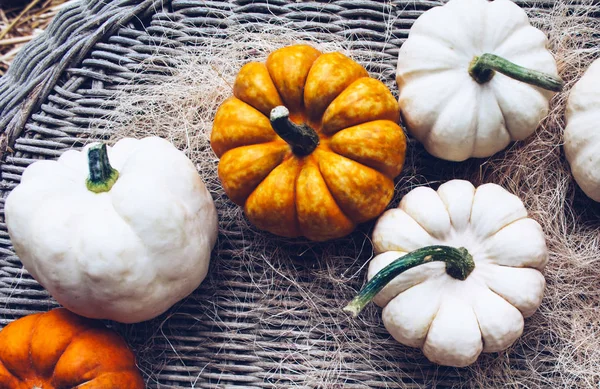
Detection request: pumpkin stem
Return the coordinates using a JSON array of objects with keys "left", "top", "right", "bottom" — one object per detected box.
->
[
  {"left": 469, "top": 53, "right": 563, "bottom": 92},
  {"left": 86, "top": 143, "right": 119, "bottom": 193},
  {"left": 343, "top": 245, "right": 474, "bottom": 318},
  {"left": 270, "top": 106, "right": 319, "bottom": 156}
]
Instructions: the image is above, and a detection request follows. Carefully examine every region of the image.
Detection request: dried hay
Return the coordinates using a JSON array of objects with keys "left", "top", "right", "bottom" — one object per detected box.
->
[
  {"left": 92, "top": 2, "right": 600, "bottom": 388},
  {"left": 0, "top": 0, "right": 73, "bottom": 76}
]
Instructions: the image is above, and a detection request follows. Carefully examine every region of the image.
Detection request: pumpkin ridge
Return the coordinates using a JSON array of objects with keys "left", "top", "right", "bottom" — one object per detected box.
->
[
  {"left": 27, "top": 314, "right": 44, "bottom": 382},
  {"left": 68, "top": 370, "right": 127, "bottom": 389},
  {"left": 481, "top": 0, "right": 526, "bottom": 51},
  {"left": 490, "top": 23, "right": 538, "bottom": 57},
  {"left": 409, "top": 9, "right": 472, "bottom": 58},
  {"left": 469, "top": 304, "right": 484, "bottom": 349},
  {"left": 477, "top": 220, "right": 546, "bottom": 270},
  {"left": 327, "top": 141, "right": 391, "bottom": 180},
  {"left": 294, "top": 157, "right": 354, "bottom": 239},
  {"left": 419, "top": 286, "right": 444, "bottom": 348},
  {"left": 469, "top": 278, "right": 522, "bottom": 342},
  {"left": 219, "top": 141, "right": 290, "bottom": 205},
  {"left": 0, "top": 359, "right": 20, "bottom": 386},
  {"left": 210, "top": 97, "right": 278, "bottom": 157},
  {"left": 397, "top": 67, "right": 458, "bottom": 86},
  {"left": 312, "top": 154, "right": 356, "bottom": 224},
  {"left": 402, "top": 33, "right": 467, "bottom": 65},
  {"left": 379, "top": 264, "right": 446, "bottom": 307},
  {"left": 70, "top": 369, "right": 144, "bottom": 389},
  {"left": 315, "top": 150, "right": 393, "bottom": 223},
  {"left": 479, "top": 261, "right": 540, "bottom": 276},
  {"left": 47, "top": 326, "right": 96, "bottom": 386},
  {"left": 470, "top": 87, "right": 507, "bottom": 158},
  {"left": 244, "top": 157, "right": 303, "bottom": 237},
  {"left": 399, "top": 71, "right": 462, "bottom": 143},
  {"left": 50, "top": 328, "right": 138, "bottom": 389},
  {"left": 265, "top": 45, "right": 321, "bottom": 112},
  {"left": 292, "top": 158, "right": 304, "bottom": 236},
  {"left": 240, "top": 144, "right": 294, "bottom": 204},
  {"left": 422, "top": 82, "right": 478, "bottom": 160},
  {"left": 320, "top": 76, "right": 369, "bottom": 135},
  {"left": 60, "top": 358, "right": 104, "bottom": 389},
  {"left": 0, "top": 313, "right": 45, "bottom": 386},
  {"left": 400, "top": 211, "right": 447, "bottom": 244},
  {"left": 375, "top": 270, "right": 451, "bottom": 347},
  {"left": 328, "top": 120, "right": 406, "bottom": 179},
  {"left": 491, "top": 71, "right": 548, "bottom": 141},
  {"left": 472, "top": 213, "right": 529, "bottom": 242},
  {"left": 469, "top": 86, "right": 482, "bottom": 158},
  {"left": 303, "top": 52, "right": 369, "bottom": 120},
  {"left": 233, "top": 62, "right": 284, "bottom": 117},
  {"left": 323, "top": 75, "right": 401, "bottom": 131},
  {"left": 444, "top": 201, "right": 470, "bottom": 234}
]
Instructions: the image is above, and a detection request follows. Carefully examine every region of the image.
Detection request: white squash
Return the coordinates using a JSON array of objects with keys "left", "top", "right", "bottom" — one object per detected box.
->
[
  {"left": 564, "top": 58, "right": 600, "bottom": 202},
  {"left": 5, "top": 136, "right": 218, "bottom": 323},
  {"left": 396, "top": 0, "right": 562, "bottom": 162},
  {"left": 344, "top": 180, "right": 547, "bottom": 367}
]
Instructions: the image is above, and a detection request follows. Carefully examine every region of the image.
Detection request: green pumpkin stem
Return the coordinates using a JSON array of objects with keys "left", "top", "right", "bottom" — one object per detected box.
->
[
  {"left": 86, "top": 143, "right": 119, "bottom": 193},
  {"left": 343, "top": 245, "right": 474, "bottom": 318},
  {"left": 270, "top": 106, "right": 319, "bottom": 156},
  {"left": 469, "top": 53, "right": 563, "bottom": 92}
]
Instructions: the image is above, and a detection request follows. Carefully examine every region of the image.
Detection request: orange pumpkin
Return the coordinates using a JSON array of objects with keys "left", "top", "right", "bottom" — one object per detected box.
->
[
  {"left": 0, "top": 308, "right": 145, "bottom": 389},
  {"left": 211, "top": 44, "right": 406, "bottom": 241}
]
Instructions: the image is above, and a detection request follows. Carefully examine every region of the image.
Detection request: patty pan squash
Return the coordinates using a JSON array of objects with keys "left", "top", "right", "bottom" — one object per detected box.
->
[
  {"left": 345, "top": 180, "right": 548, "bottom": 367},
  {"left": 0, "top": 308, "right": 145, "bottom": 389},
  {"left": 396, "top": 0, "right": 563, "bottom": 161},
  {"left": 564, "top": 58, "right": 600, "bottom": 202},
  {"left": 211, "top": 44, "right": 406, "bottom": 241},
  {"left": 5, "top": 137, "right": 218, "bottom": 323}
]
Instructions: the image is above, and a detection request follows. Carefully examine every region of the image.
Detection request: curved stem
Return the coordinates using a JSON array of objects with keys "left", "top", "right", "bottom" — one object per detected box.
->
[
  {"left": 343, "top": 245, "right": 474, "bottom": 317},
  {"left": 86, "top": 143, "right": 119, "bottom": 193},
  {"left": 469, "top": 53, "right": 563, "bottom": 92},
  {"left": 270, "top": 106, "right": 319, "bottom": 156}
]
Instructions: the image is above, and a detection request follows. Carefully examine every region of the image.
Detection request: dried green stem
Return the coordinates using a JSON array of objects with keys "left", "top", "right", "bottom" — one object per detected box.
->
[
  {"left": 270, "top": 106, "right": 319, "bottom": 156},
  {"left": 86, "top": 143, "right": 119, "bottom": 193},
  {"left": 343, "top": 245, "right": 474, "bottom": 317},
  {"left": 469, "top": 53, "right": 563, "bottom": 92}
]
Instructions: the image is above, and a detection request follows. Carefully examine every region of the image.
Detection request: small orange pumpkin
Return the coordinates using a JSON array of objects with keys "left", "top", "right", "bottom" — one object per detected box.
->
[
  {"left": 0, "top": 308, "right": 145, "bottom": 389},
  {"left": 211, "top": 44, "right": 406, "bottom": 241}
]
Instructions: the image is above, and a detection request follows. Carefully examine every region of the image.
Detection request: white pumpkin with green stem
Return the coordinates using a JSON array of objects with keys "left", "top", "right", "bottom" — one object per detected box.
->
[
  {"left": 5, "top": 136, "right": 218, "bottom": 324},
  {"left": 344, "top": 180, "right": 548, "bottom": 367},
  {"left": 396, "top": 0, "right": 563, "bottom": 162},
  {"left": 564, "top": 58, "right": 600, "bottom": 202}
]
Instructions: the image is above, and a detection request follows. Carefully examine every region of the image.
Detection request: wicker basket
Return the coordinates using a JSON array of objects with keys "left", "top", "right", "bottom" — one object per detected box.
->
[{"left": 0, "top": 1, "right": 592, "bottom": 388}]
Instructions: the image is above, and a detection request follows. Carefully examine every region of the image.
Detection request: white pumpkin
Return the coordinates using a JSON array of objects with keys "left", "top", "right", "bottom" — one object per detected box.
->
[
  {"left": 396, "top": 0, "right": 562, "bottom": 162},
  {"left": 564, "top": 58, "right": 600, "bottom": 202},
  {"left": 5, "top": 136, "right": 218, "bottom": 323},
  {"left": 344, "top": 180, "right": 547, "bottom": 367}
]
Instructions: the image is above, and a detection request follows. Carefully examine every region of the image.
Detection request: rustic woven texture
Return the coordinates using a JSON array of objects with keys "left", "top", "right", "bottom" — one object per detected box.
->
[{"left": 0, "top": 0, "right": 597, "bottom": 388}]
